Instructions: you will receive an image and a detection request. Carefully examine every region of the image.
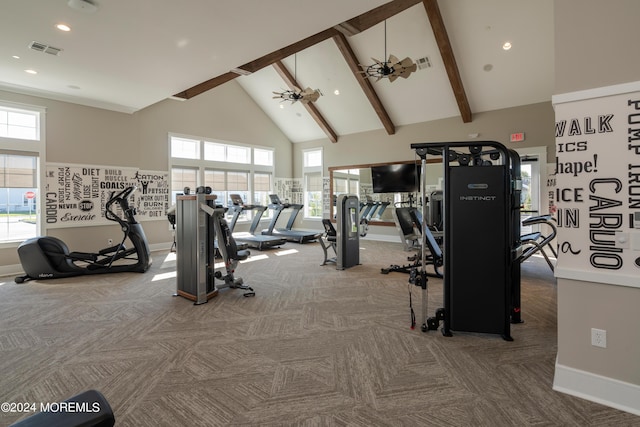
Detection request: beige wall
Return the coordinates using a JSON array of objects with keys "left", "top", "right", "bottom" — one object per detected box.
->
[
  {"left": 554, "top": 0, "right": 640, "bottom": 398},
  {"left": 0, "top": 82, "right": 293, "bottom": 269}
]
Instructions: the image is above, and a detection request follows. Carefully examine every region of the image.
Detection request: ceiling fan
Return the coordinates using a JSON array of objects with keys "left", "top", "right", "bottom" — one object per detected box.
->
[
  {"left": 362, "top": 20, "right": 416, "bottom": 82},
  {"left": 272, "top": 87, "right": 322, "bottom": 104},
  {"left": 363, "top": 55, "right": 417, "bottom": 82}
]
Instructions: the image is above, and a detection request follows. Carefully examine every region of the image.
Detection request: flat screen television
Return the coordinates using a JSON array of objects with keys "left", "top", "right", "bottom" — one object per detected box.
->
[{"left": 371, "top": 163, "right": 421, "bottom": 193}]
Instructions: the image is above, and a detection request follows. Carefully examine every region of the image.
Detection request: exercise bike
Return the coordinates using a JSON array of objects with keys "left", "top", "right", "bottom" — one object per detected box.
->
[{"left": 15, "top": 186, "right": 152, "bottom": 283}]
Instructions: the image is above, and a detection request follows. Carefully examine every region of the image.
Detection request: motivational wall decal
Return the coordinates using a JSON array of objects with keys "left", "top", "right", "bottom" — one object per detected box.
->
[
  {"left": 44, "top": 163, "right": 169, "bottom": 228},
  {"left": 554, "top": 87, "right": 640, "bottom": 286}
]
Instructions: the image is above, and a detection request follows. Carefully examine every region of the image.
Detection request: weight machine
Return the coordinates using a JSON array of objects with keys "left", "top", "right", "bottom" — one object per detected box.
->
[
  {"left": 409, "top": 141, "right": 522, "bottom": 340},
  {"left": 174, "top": 187, "right": 253, "bottom": 305}
]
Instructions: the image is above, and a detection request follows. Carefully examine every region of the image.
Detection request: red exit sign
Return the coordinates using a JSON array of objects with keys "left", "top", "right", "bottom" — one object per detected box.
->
[{"left": 510, "top": 132, "right": 525, "bottom": 142}]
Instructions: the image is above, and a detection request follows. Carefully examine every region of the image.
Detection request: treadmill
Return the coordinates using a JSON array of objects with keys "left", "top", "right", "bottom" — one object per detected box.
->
[
  {"left": 261, "top": 194, "right": 320, "bottom": 243},
  {"left": 227, "top": 194, "right": 287, "bottom": 250}
]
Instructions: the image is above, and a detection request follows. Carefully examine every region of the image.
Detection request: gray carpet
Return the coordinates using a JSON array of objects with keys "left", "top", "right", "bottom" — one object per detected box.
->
[{"left": 1, "top": 239, "right": 638, "bottom": 426}]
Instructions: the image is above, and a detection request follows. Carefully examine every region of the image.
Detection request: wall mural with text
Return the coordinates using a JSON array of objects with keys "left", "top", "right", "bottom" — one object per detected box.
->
[
  {"left": 44, "top": 163, "right": 169, "bottom": 228},
  {"left": 554, "top": 88, "right": 640, "bottom": 286}
]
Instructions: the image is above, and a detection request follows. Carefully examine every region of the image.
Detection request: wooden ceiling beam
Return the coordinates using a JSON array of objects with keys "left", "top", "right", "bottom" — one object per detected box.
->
[
  {"left": 337, "top": 0, "right": 423, "bottom": 34},
  {"left": 172, "top": 72, "right": 239, "bottom": 99},
  {"left": 174, "top": 0, "right": 424, "bottom": 100},
  {"left": 273, "top": 61, "right": 338, "bottom": 143},
  {"left": 173, "top": 29, "right": 340, "bottom": 100},
  {"left": 422, "top": 0, "right": 472, "bottom": 123},
  {"left": 332, "top": 32, "right": 395, "bottom": 135}
]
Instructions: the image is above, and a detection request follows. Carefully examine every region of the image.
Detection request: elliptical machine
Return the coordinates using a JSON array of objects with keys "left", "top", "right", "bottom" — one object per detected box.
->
[{"left": 15, "top": 186, "right": 152, "bottom": 283}]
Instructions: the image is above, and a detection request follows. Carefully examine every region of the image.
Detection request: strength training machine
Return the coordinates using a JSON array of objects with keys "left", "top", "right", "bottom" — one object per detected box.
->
[
  {"left": 174, "top": 186, "right": 253, "bottom": 304},
  {"left": 15, "top": 186, "right": 151, "bottom": 283},
  {"left": 409, "top": 141, "right": 522, "bottom": 341},
  {"left": 320, "top": 194, "right": 360, "bottom": 269}
]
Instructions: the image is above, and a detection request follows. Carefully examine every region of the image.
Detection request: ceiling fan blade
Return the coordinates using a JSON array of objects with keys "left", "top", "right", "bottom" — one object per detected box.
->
[
  {"left": 388, "top": 54, "right": 399, "bottom": 64},
  {"left": 397, "top": 63, "right": 417, "bottom": 78},
  {"left": 388, "top": 74, "right": 399, "bottom": 83}
]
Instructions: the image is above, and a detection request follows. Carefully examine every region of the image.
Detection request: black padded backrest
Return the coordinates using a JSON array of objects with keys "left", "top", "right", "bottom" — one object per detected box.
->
[
  {"left": 395, "top": 208, "right": 415, "bottom": 236},
  {"left": 219, "top": 218, "right": 248, "bottom": 261},
  {"left": 409, "top": 208, "right": 443, "bottom": 259},
  {"left": 322, "top": 219, "right": 336, "bottom": 237}
]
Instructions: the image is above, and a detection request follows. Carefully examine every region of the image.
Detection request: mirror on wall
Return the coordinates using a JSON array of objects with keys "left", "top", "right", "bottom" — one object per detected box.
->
[{"left": 328, "top": 159, "right": 442, "bottom": 226}]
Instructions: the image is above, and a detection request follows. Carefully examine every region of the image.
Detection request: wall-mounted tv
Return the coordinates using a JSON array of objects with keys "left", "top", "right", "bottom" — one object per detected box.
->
[{"left": 371, "top": 163, "right": 421, "bottom": 193}]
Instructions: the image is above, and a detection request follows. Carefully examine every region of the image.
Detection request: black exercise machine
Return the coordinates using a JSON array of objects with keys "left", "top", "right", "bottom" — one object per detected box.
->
[
  {"left": 15, "top": 186, "right": 151, "bottom": 283},
  {"left": 408, "top": 141, "right": 522, "bottom": 341},
  {"left": 227, "top": 194, "right": 287, "bottom": 250},
  {"left": 261, "top": 194, "right": 320, "bottom": 243}
]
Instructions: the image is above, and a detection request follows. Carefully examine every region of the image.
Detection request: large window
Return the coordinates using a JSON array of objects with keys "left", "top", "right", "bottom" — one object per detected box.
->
[
  {"left": 169, "top": 135, "right": 275, "bottom": 222},
  {"left": 303, "top": 148, "right": 323, "bottom": 218},
  {"left": 0, "top": 101, "right": 45, "bottom": 244}
]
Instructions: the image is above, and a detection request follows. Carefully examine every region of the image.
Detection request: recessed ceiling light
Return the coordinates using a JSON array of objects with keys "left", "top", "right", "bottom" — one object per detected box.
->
[
  {"left": 25, "top": 69, "right": 38, "bottom": 74},
  {"left": 483, "top": 64, "right": 493, "bottom": 72},
  {"left": 12, "top": 55, "right": 20, "bottom": 59},
  {"left": 56, "top": 24, "right": 71, "bottom": 32},
  {"left": 279, "top": 104, "right": 284, "bottom": 109},
  {"left": 334, "top": 89, "right": 340, "bottom": 95},
  {"left": 503, "top": 42, "right": 512, "bottom": 51}
]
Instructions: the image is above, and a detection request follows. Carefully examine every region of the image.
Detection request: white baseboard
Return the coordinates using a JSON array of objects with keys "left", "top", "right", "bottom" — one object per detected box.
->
[{"left": 553, "top": 362, "right": 640, "bottom": 416}]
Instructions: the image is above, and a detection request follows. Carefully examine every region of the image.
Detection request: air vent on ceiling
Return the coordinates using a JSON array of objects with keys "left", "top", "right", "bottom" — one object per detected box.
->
[
  {"left": 415, "top": 56, "right": 432, "bottom": 70},
  {"left": 29, "top": 41, "right": 63, "bottom": 56}
]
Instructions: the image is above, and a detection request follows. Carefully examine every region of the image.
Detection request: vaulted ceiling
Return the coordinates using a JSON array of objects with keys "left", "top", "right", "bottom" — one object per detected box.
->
[{"left": 0, "top": 0, "right": 554, "bottom": 143}]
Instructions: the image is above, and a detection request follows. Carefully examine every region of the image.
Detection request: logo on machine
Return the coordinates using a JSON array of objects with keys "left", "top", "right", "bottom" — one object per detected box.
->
[
  {"left": 459, "top": 195, "right": 497, "bottom": 201},
  {"left": 467, "top": 183, "right": 489, "bottom": 189},
  {"left": 79, "top": 200, "right": 94, "bottom": 212},
  {"left": 38, "top": 273, "right": 54, "bottom": 278}
]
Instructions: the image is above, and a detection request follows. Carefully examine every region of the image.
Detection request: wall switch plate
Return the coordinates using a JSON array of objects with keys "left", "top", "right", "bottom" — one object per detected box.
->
[{"left": 591, "top": 328, "right": 607, "bottom": 348}]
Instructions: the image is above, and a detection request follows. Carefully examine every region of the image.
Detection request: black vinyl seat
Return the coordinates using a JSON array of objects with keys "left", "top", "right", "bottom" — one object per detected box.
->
[{"left": 320, "top": 219, "right": 337, "bottom": 266}]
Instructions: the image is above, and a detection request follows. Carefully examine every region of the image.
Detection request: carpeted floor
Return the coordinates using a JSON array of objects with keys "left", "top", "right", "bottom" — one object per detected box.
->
[{"left": 1, "top": 239, "right": 638, "bottom": 426}]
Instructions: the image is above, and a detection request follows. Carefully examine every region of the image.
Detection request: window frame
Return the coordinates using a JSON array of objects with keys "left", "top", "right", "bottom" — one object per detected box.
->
[
  {"left": 0, "top": 100, "right": 46, "bottom": 247},
  {"left": 302, "top": 148, "right": 323, "bottom": 219},
  {"left": 169, "top": 133, "right": 275, "bottom": 223}
]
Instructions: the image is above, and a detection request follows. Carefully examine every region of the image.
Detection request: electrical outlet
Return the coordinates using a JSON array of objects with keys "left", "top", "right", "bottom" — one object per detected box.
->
[
  {"left": 591, "top": 328, "right": 607, "bottom": 348},
  {"left": 108, "top": 238, "right": 113, "bottom": 245}
]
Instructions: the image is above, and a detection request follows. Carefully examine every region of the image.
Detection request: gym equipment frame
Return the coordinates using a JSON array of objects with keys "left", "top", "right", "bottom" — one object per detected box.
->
[
  {"left": 175, "top": 188, "right": 253, "bottom": 305},
  {"left": 410, "top": 141, "right": 522, "bottom": 341}
]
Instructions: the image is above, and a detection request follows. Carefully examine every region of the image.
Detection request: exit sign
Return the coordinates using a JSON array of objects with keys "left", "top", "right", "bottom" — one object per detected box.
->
[{"left": 510, "top": 132, "right": 525, "bottom": 142}]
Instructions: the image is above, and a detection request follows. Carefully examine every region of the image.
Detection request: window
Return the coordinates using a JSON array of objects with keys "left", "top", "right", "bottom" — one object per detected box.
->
[
  {"left": 254, "top": 148, "right": 273, "bottom": 166},
  {"left": 305, "top": 172, "right": 323, "bottom": 218},
  {"left": 302, "top": 148, "right": 322, "bottom": 218},
  {"left": 304, "top": 149, "right": 322, "bottom": 168},
  {"left": 254, "top": 173, "right": 272, "bottom": 206},
  {"left": 0, "top": 106, "right": 40, "bottom": 141},
  {"left": 204, "top": 141, "right": 250, "bottom": 164},
  {"left": 0, "top": 101, "right": 44, "bottom": 244},
  {"left": 171, "top": 167, "right": 197, "bottom": 203},
  {"left": 169, "top": 135, "right": 275, "bottom": 223},
  {"left": 171, "top": 137, "right": 200, "bottom": 159}
]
